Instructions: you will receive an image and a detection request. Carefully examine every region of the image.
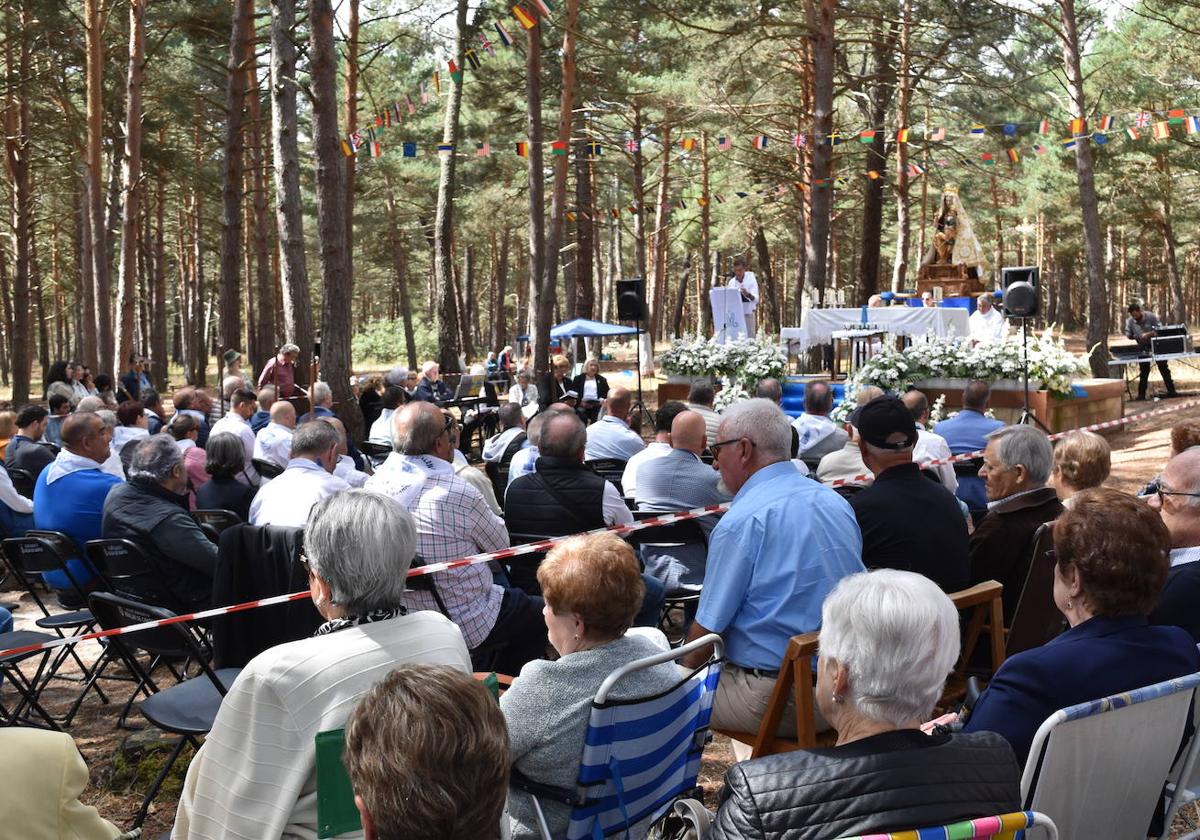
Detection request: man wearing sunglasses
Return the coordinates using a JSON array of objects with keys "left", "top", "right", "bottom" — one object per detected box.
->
[
  {"left": 678, "top": 398, "right": 864, "bottom": 758},
  {"left": 1148, "top": 448, "right": 1200, "bottom": 641}
]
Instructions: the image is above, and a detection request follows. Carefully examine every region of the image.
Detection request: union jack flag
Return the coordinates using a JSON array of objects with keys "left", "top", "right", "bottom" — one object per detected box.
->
[{"left": 1135, "top": 111, "right": 1152, "bottom": 128}]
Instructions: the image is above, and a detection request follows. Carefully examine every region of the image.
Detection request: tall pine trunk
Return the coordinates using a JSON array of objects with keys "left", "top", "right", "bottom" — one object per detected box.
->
[
  {"left": 85, "top": 0, "right": 111, "bottom": 374},
  {"left": 4, "top": 6, "right": 32, "bottom": 401},
  {"left": 804, "top": 0, "right": 835, "bottom": 300},
  {"left": 309, "top": 0, "right": 358, "bottom": 435},
  {"left": 435, "top": 0, "right": 468, "bottom": 372},
  {"left": 271, "top": 0, "right": 312, "bottom": 384},
  {"left": 219, "top": 0, "right": 252, "bottom": 357},
  {"left": 246, "top": 30, "right": 275, "bottom": 370},
  {"left": 525, "top": 24, "right": 547, "bottom": 373},
  {"left": 114, "top": 0, "right": 145, "bottom": 376}
]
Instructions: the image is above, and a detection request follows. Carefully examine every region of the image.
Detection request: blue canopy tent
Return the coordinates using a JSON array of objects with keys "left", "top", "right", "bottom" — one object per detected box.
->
[{"left": 550, "top": 318, "right": 639, "bottom": 339}]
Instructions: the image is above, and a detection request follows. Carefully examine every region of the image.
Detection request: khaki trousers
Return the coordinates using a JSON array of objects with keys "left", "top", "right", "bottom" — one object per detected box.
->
[{"left": 707, "top": 663, "right": 829, "bottom": 761}]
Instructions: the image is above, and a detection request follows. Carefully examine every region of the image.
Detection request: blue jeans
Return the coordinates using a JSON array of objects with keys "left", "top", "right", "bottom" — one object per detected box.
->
[
  {"left": 635, "top": 573, "right": 665, "bottom": 628},
  {"left": 0, "top": 506, "right": 33, "bottom": 539}
]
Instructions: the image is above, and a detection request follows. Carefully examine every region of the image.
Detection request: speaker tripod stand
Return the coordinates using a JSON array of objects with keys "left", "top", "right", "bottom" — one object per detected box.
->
[
  {"left": 1016, "top": 316, "right": 1051, "bottom": 433},
  {"left": 630, "top": 312, "right": 648, "bottom": 432}
]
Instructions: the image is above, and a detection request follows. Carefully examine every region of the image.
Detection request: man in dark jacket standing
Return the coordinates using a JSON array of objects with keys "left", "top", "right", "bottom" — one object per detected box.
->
[
  {"left": 971, "top": 424, "right": 1063, "bottom": 623},
  {"left": 102, "top": 434, "right": 218, "bottom": 610}
]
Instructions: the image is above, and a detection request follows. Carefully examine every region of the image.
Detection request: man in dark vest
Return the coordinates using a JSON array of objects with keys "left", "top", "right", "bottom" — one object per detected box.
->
[{"left": 504, "top": 410, "right": 663, "bottom": 623}]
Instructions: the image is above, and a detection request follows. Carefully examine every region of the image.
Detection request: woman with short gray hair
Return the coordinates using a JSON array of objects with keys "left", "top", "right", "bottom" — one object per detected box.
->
[
  {"left": 173, "top": 489, "right": 473, "bottom": 838},
  {"left": 710, "top": 570, "right": 1020, "bottom": 840}
]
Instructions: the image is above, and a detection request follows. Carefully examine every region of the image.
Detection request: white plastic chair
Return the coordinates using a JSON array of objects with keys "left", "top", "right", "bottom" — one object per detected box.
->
[{"left": 1021, "top": 672, "right": 1200, "bottom": 840}]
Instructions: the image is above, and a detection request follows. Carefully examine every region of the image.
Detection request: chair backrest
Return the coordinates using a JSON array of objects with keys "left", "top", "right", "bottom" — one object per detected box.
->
[
  {"left": 833, "top": 484, "right": 864, "bottom": 499},
  {"left": 624, "top": 517, "right": 709, "bottom": 549},
  {"left": 191, "top": 509, "right": 243, "bottom": 533},
  {"left": 585, "top": 459, "right": 627, "bottom": 495},
  {"left": 953, "top": 456, "right": 984, "bottom": 479},
  {"left": 5, "top": 531, "right": 97, "bottom": 597},
  {"left": 359, "top": 441, "right": 392, "bottom": 463},
  {"left": 7, "top": 466, "right": 35, "bottom": 499},
  {"left": 87, "top": 590, "right": 225, "bottom": 693},
  {"left": 1006, "top": 523, "right": 1065, "bottom": 658},
  {"left": 504, "top": 532, "right": 557, "bottom": 596},
  {"left": 834, "top": 810, "right": 1058, "bottom": 840},
  {"left": 84, "top": 538, "right": 182, "bottom": 612},
  {"left": 252, "top": 457, "right": 284, "bottom": 479},
  {"left": 562, "top": 633, "right": 724, "bottom": 840},
  {"left": 1022, "top": 672, "right": 1200, "bottom": 840}
]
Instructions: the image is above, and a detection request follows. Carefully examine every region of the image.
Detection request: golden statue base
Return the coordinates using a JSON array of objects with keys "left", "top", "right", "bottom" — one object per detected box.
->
[{"left": 916, "top": 263, "right": 984, "bottom": 299}]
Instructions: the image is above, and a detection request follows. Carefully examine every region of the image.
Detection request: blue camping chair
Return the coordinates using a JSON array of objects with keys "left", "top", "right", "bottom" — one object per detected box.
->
[
  {"left": 834, "top": 809, "right": 1058, "bottom": 839},
  {"left": 512, "top": 633, "right": 724, "bottom": 840}
]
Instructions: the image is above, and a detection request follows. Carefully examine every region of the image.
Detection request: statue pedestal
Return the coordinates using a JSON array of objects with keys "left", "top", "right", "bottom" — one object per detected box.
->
[{"left": 917, "top": 263, "right": 984, "bottom": 298}]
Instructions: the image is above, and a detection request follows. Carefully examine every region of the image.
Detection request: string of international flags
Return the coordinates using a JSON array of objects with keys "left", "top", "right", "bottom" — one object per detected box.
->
[{"left": 344, "top": 106, "right": 1200, "bottom": 171}]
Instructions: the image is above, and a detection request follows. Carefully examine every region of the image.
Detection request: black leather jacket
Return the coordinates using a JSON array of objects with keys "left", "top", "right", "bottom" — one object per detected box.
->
[{"left": 711, "top": 730, "right": 1020, "bottom": 840}]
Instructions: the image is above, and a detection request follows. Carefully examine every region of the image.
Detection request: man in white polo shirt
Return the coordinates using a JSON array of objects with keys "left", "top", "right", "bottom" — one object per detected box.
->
[{"left": 250, "top": 420, "right": 349, "bottom": 527}]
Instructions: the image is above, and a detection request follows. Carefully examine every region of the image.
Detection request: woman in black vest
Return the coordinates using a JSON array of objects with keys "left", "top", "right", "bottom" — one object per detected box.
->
[{"left": 570, "top": 358, "right": 608, "bottom": 425}]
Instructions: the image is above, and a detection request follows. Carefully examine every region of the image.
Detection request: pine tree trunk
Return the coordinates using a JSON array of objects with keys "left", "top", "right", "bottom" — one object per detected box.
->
[
  {"left": 219, "top": 0, "right": 251, "bottom": 358},
  {"left": 151, "top": 168, "right": 168, "bottom": 388},
  {"left": 491, "top": 228, "right": 510, "bottom": 352},
  {"left": 114, "top": 0, "right": 145, "bottom": 378},
  {"left": 575, "top": 142, "right": 594, "bottom": 358},
  {"left": 246, "top": 21, "right": 275, "bottom": 372},
  {"left": 650, "top": 123, "right": 671, "bottom": 343},
  {"left": 699, "top": 132, "right": 713, "bottom": 334},
  {"left": 804, "top": 0, "right": 835, "bottom": 300},
  {"left": 343, "top": 0, "right": 358, "bottom": 286},
  {"left": 435, "top": 0, "right": 468, "bottom": 372},
  {"left": 525, "top": 24, "right": 547, "bottom": 373},
  {"left": 857, "top": 16, "right": 895, "bottom": 306},
  {"left": 309, "top": 0, "right": 358, "bottom": 435},
  {"left": 383, "top": 175, "right": 418, "bottom": 369},
  {"left": 84, "top": 0, "right": 111, "bottom": 374},
  {"left": 754, "top": 227, "right": 781, "bottom": 334},
  {"left": 1058, "top": 0, "right": 1108, "bottom": 376},
  {"left": 3, "top": 7, "right": 32, "bottom": 402},
  {"left": 271, "top": 0, "right": 312, "bottom": 384},
  {"left": 460, "top": 245, "right": 476, "bottom": 360},
  {"left": 892, "top": 0, "right": 912, "bottom": 292}
]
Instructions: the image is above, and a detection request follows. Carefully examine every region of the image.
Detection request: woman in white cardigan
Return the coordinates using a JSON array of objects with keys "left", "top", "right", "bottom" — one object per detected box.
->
[{"left": 173, "top": 490, "right": 472, "bottom": 840}]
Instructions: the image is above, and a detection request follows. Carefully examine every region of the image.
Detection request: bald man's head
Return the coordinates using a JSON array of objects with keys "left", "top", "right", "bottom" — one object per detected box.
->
[
  {"left": 671, "top": 411, "right": 707, "bottom": 455},
  {"left": 320, "top": 416, "right": 349, "bottom": 455},
  {"left": 607, "top": 387, "right": 632, "bottom": 420},
  {"left": 539, "top": 411, "right": 587, "bottom": 461},
  {"left": 271, "top": 400, "right": 297, "bottom": 428}
]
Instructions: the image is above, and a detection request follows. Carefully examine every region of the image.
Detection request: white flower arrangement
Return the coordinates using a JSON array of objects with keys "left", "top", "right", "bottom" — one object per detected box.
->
[
  {"left": 929, "top": 393, "right": 949, "bottom": 425},
  {"left": 846, "top": 327, "right": 1088, "bottom": 400},
  {"left": 660, "top": 335, "right": 788, "bottom": 402}
]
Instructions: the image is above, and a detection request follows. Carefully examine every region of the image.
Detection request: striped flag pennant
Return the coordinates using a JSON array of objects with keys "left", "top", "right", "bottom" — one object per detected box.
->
[
  {"left": 929, "top": 126, "right": 945, "bottom": 141},
  {"left": 1168, "top": 108, "right": 1186, "bottom": 124},
  {"left": 475, "top": 141, "right": 491, "bottom": 157},
  {"left": 970, "top": 124, "right": 985, "bottom": 136},
  {"left": 680, "top": 137, "right": 696, "bottom": 152},
  {"left": 1039, "top": 118, "right": 1050, "bottom": 135},
  {"left": 1061, "top": 136, "right": 1077, "bottom": 150},
  {"left": 392, "top": 103, "right": 403, "bottom": 123},
  {"left": 494, "top": 21, "right": 514, "bottom": 47},
  {"left": 1126, "top": 126, "right": 1140, "bottom": 140},
  {"left": 1154, "top": 120, "right": 1171, "bottom": 140},
  {"left": 907, "top": 162, "right": 925, "bottom": 177},
  {"left": 479, "top": 32, "right": 495, "bottom": 56},
  {"left": 1098, "top": 115, "right": 1113, "bottom": 131},
  {"left": 512, "top": 5, "right": 536, "bottom": 28},
  {"left": 793, "top": 133, "right": 807, "bottom": 148},
  {"left": 370, "top": 142, "right": 383, "bottom": 158},
  {"left": 980, "top": 151, "right": 996, "bottom": 166},
  {"left": 1007, "top": 148, "right": 1019, "bottom": 164},
  {"left": 858, "top": 130, "right": 876, "bottom": 143},
  {"left": 373, "top": 114, "right": 383, "bottom": 128},
  {"left": 1068, "top": 117, "right": 1085, "bottom": 135},
  {"left": 437, "top": 143, "right": 454, "bottom": 154},
  {"left": 717, "top": 135, "right": 731, "bottom": 151},
  {"left": 531, "top": 0, "right": 554, "bottom": 16},
  {"left": 713, "top": 194, "right": 726, "bottom": 204},
  {"left": 895, "top": 128, "right": 909, "bottom": 143},
  {"left": 752, "top": 134, "right": 769, "bottom": 149},
  {"left": 448, "top": 60, "right": 463, "bottom": 84},
  {"left": 348, "top": 131, "right": 364, "bottom": 150},
  {"left": 432, "top": 71, "right": 440, "bottom": 95},
  {"left": 1188, "top": 116, "right": 1200, "bottom": 134},
  {"left": 565, "top": 211, "right": 576, "bottom": 222},
  {"left": 585, "top": 141, "right": 602, "bottom": 157},
  {"left": 419, "top": 81, "right": 429, "bottom": 104},
  {"left": 550, "top": 140, "right": 568, "bottom": 156},
  {"left": 340, "top": 139, "right": 354, "bottom": 157},
  {"left": 1135, "top": 111, "right": 1151, "bottom": 128},
  {"left": 405, "top": 95, "right": 416, "bottom": 115},
  {"left": 465, "top": 49, "right": 481, "bottom": 70},
  {"left": 625, "top": 138, "right": 640, "bottom": 153}
]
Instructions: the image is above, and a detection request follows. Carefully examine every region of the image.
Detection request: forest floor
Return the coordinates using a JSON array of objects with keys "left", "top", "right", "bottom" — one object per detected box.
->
[{"left": 4, "top": 330, "right": 1200, "bottom": 836}]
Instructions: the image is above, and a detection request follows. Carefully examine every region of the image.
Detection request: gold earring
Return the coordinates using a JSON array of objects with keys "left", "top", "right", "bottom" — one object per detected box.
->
[{"left": 1067, "top": 598, "right": 1073, "bottom": 610}]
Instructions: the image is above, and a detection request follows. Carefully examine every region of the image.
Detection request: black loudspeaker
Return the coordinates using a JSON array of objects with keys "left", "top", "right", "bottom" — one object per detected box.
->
[
  {"left": 1001, "top": 266, "right": 1040, "bottom": 318},
  {"left": 616, "top": 277, "right": 647, "bottom": 321}
]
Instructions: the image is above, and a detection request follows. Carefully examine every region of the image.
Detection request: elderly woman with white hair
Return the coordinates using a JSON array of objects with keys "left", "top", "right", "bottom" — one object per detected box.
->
[
  {"left": 173, "top": 490, "right": 472, "bottom": 839},
  {"left": 508, "top": 369, "right": 540, "bottom": 419},
  {"left": 711, "top": 570, "right": 1020, "bottom": 839}
]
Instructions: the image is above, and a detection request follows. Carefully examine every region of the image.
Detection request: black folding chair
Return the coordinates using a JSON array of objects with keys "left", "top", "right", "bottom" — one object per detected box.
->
[
  {"left": 0, "top": 623, "right": 59, "bottom": 729},
  {"left": 84, "top": 538, "right": 192, "bottom": 617},
  {"left": 584, "top": 458, "right": 628, "bottom": 496},
  {"left": 2, "top": 533, "right": 116, "bottom": 724},
  {"left": 7, "top": 466, "right": 35, "bottom": 500},
  {"left": 88, "top": 592, "right": 241, "bottom": 830},
  {"left": 504, "top": 531, "right": 557, "bottom": 596},
  {"left": 191, "top": 509, "right": 243, "bottom": 534},
  {"left": 360, "top": 441, "right": 392, "bottom": 466},
  {"left": 251, "top": 457, "right": 284, "bottom": 479},
  {"left": 626, "top": 516, "right": 710, "bottom": 646}
]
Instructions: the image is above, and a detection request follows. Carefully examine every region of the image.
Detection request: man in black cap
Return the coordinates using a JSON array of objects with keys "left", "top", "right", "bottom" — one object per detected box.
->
[{"left": 846, "top": 395, "right": 969, "bottom": 592}]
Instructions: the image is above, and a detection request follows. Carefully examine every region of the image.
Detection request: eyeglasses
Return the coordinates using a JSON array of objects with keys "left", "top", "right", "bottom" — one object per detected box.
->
[
  {"left": 1156, "top": 487, "right": 1200, "bottom": 505},
  {"left": 709, "top": 437, "right": 755, "bottom": 461}
]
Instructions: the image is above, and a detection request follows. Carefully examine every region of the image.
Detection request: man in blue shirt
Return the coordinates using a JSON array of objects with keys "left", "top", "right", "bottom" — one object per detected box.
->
[
  {"left": 583, "top": 387, "right": 646, "bottom": 462},
  {"left": 932, "top": 380, "right": 1005, "bottom": 512},
  {"left": 32, "top": 413, "right": 124, "bottom": 605},
  {"left": 681, "top": 398, "right": 864, "bottom": 752}
]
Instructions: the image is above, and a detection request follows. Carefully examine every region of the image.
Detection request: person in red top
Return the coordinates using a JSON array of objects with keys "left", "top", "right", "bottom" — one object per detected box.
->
[{"left": 258, "top": 343, "right": 300, "bottom": 400}]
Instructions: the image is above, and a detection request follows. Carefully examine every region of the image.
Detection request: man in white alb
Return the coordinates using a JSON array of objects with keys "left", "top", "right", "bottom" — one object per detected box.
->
[
  {"left": 727, "top": 257, "right": 759, "bottom": 338},
  {"left": 969, "top": 292, "right": 1007, "bottom": 344}
]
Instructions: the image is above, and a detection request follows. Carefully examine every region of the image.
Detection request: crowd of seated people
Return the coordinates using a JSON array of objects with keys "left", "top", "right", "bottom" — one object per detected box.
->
[{"left": 11, "top": 349, "right": 1200, "bottom": 840}]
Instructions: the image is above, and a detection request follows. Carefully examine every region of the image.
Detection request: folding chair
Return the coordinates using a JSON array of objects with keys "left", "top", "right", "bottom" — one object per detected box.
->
[
  {"left": 511, "top": 633, "right": 724, "bottom": 840},
  {"left": 191, "top": 509, "right": 243, "bottom": 534},
  {"left": 7, "top": 466, "right": 35, "bottom": 500},
  {"left": 504, "top": 532, "right": 555, "bottom": 596},
  {"left": 716, "top": 580, "right": 1006, "bottom": 759},
  {"left": 834, "top": 810, "right": 1059, "bottom": 840},
  {"left": 585, "top": 458, "right": 628, "bottom": 496},
  {"left": 88, "top": 591, "right": 241, "bottom": 830},
  {"left": 359, "top": 441, "right": 392, "bottom": 467},
  {"left": 85, "top": 538, "right": 191, "bottom": 616},
  {"left": 2, "top": 533, "right": 116, "bottom": 725},
  {"left": 1023, "top": 672, "right": 1200, "bottom": 840},
  {"left": 627, "top": 514, "right": 710, "bottom": 646},
  {"left": 251, "top": 456, "right": 284, "bottom": 479},
  {"left": 0, "top": 626, "right": 60, "bottom": 729}
]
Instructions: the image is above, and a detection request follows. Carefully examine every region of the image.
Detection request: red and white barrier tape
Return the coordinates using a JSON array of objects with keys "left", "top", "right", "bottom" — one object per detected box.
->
[
  {"left": 2, "top": 396, "right": 1197, "bottom": 662},
  {"left": 0, "top": 505, "right": 730, "bottom": 661},
  {"left": 827, "top": 395, "right": 1200, "bottom": 487}
]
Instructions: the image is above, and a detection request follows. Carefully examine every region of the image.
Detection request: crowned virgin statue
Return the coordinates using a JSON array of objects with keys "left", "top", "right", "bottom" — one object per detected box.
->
[{"left": 920, "top": 185, "right": 987, "bottom": 280}]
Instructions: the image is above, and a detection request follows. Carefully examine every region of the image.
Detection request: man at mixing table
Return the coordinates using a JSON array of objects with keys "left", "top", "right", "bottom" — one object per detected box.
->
[{"left": 1124, "top": 303, "right": 1179, "bottom": 401}]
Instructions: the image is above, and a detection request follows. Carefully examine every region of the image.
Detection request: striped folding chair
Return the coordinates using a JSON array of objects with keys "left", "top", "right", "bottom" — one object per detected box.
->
[
  {"left": 1022, "top": 672, "right": 1200, "bottom": 840},
  {"left": 835, "top": 810, "right": 1058, "bottom": 840},
  {"left": 512, "top": 633, "right": 724, "bottom": 840}
]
